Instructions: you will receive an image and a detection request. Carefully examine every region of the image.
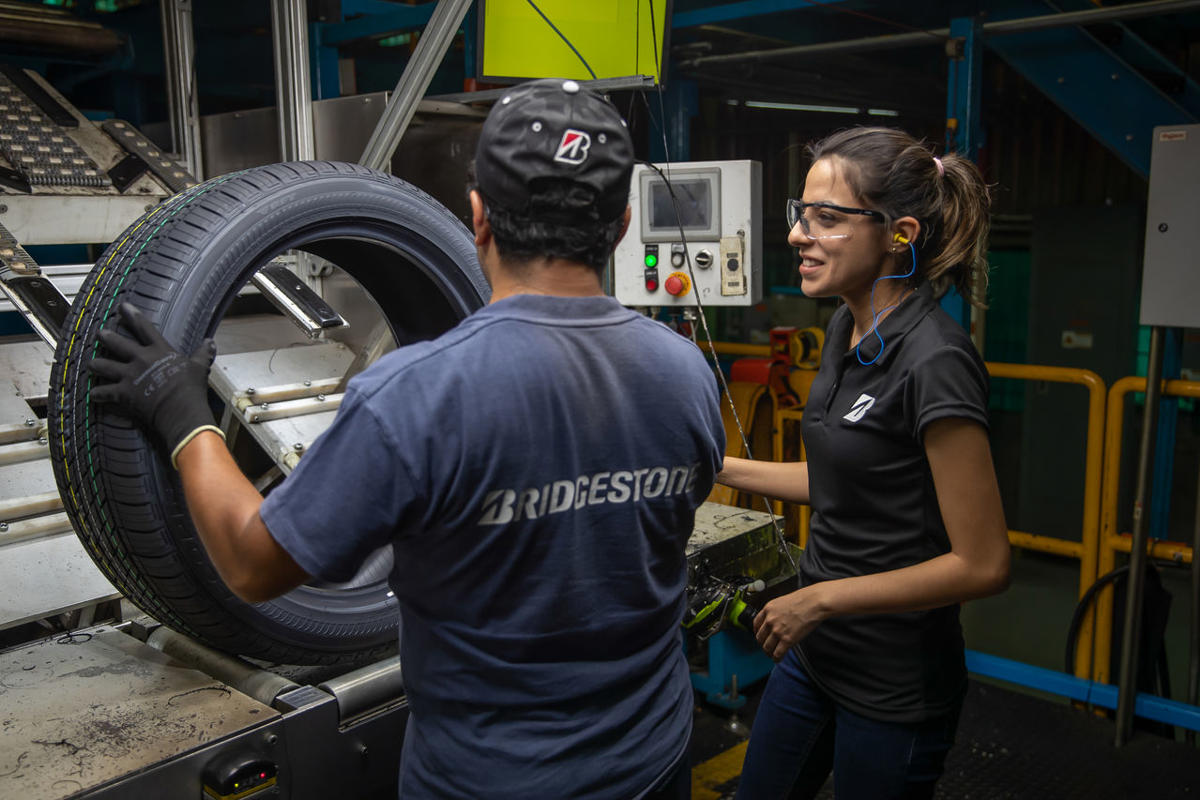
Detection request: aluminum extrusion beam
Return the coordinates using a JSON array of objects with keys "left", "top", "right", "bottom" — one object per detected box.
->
[
  {"left": 272, "top": 0, "right": 316, "bottom": 162},
  {"left": 1115, "top": 326, "right": 1166, "bottom": 746},
  {"left": 985, "top": 0, "right": 1200, "bottom": 34},
  {"left": 429, "top": 74, "right": 657, "bottom": 105},
  {"left": 679, "top": 0, "right": 1200, "bottom": 68},
  {"left": 358, "top": 0, "right": 473, "bottom": 171},
  {"left": 160, "top": 0, "right": 204, "bottom": 178}
]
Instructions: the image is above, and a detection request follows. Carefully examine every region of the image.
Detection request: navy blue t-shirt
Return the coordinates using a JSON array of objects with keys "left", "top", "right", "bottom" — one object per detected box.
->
[
  {"left": 798, "top": 282, "right": 990, "bottom": 723},
  {"left": 261, "top": 294, "right": 725, "bottom": 799}
]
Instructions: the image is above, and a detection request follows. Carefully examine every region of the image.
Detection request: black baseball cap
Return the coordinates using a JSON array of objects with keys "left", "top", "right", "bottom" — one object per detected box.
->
[{"left": 474, "top": 78, "right": 635, "bottom": 223}]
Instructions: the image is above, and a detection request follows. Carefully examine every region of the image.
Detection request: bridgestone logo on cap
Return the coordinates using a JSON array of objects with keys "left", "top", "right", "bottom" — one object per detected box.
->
[{"left": 554, "top": 129, "right": 591, "bottom": 165}]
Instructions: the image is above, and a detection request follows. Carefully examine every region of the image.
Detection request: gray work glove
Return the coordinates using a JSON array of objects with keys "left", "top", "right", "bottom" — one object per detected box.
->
[{"left": 89, "top": 301, "right": 223, "bottom": 468}]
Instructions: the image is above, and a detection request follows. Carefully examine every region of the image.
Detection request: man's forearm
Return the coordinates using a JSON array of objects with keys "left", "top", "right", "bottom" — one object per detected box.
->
[{"left": 175, "top": 432, "right": 308, "bottom": 602}]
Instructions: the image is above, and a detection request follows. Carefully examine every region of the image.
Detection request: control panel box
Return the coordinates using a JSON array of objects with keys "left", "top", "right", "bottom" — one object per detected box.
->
[
  {"left": 614, "top": 160, "right": 762, "bottom": 307},
  {"left": 1140, "top": 124, "right": 1200, "bottom": 328}
]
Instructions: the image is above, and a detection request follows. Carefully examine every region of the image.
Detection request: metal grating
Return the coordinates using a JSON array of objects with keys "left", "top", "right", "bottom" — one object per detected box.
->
[{"left": 0, "top": 76, "right": 110, "bottom": 188}]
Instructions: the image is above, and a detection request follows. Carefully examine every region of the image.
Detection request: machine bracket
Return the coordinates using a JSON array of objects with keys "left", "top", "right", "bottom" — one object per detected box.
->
[
  {"left": 102, "top": 118, "right": 197, "bottom": 194},
  {"left": 107, "top": 152, "right": 151, "bottom": 193},
  {"left": 0, "top": 222, "right": 67, "bottom": 349},
  {"left": 251, "top": 262, "right": 348, "bottom": 338}
]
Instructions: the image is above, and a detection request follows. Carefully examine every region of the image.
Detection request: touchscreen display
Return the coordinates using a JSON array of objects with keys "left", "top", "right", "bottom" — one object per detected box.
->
[{"left": 648, "top": 178, "right": 713, "bottom": 231}]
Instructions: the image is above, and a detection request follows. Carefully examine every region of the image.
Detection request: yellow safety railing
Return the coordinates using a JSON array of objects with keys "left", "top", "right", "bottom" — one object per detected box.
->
[
  {"left": 986, "top": 363, "right": 1107, "bottom": 681},
  {"left": 772, "top": 406, "right": 811, "bottom": 547},
  {"left": 709, "top": 341, "right": 771, "bottom": 358},
  {"left": 709, "top": 347, "right": 1109, "bottom": 680},
  {"left": 1092, "top": 377, "right": 1199, "bottom": 685}
]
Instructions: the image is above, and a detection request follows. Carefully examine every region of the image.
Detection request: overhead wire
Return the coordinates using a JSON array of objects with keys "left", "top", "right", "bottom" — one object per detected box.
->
[{"left": 524, "top": 0, "right": 598, "bottom": 80}]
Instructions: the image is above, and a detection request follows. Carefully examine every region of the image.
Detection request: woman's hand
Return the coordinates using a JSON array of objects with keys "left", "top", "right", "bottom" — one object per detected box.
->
[{"left": 753, "top": 586, "right": 830, "bottom": 661}]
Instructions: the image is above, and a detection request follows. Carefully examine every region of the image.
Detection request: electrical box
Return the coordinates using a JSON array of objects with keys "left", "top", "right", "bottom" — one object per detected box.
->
[
  {"left": 1139, "top": 124, "right": 1200, "bottom": 328},
  {"left": 613, "top": 160, "right": 762, "bottom": 307}
]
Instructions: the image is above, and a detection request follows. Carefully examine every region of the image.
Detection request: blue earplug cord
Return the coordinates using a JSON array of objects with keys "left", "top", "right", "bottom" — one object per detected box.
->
[{"left": 856, "top": 240, "right": 917, "bottom": 366}]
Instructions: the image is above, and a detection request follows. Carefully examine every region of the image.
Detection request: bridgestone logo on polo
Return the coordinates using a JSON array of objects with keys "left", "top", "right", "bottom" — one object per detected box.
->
[
  {"left": 477, "top": 463, "right": 701, "bottom": 525},
  {"left": 554, "top": 129, "right": 591, "bottom": 165},
  {"left": 843, "top": 393, "right": 876, "bottom": 423}
]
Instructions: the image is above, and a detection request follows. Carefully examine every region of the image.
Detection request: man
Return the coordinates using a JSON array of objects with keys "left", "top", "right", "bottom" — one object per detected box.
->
[{"left": 90, "top": 78, "right": 724, "bottom": 798}]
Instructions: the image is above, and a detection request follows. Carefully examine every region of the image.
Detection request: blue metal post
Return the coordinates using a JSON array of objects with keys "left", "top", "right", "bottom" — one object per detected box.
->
[
  {"left": 940, "top": 16, "right": 983, "bottom": 328},
  {"left": 648, "top": 78, "right": 697, "bottom": 162},
  {"left": 463, "top": 4, "right": 478, "bottom": 84},
  {"left": 310, "top": 23, "right": 342, "bottom": 100},
  {"left": 945, "top": 16, "right": 983, "bottom": 160}
]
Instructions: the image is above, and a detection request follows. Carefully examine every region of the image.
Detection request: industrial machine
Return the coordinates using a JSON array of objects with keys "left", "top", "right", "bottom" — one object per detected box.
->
[
  {"left": 0, "top": 56, "right": 792, "bottom": 796},
  {"left": 683, "top": 504, "right": 799, "bottom": 710},
  {"left": 0, "top": 64, "right": 196, "bottom": 636},
  {"left": 613, "top": 159, "right": 763, "bottom": 308}
]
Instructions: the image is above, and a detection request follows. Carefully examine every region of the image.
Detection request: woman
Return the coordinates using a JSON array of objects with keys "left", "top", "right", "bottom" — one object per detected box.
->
[{"left": 722, "top": 127, "right": 1010, "bottom": 800}]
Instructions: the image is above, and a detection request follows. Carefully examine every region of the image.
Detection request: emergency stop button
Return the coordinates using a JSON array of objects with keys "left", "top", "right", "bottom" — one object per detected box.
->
[{"left": 664, "top": 272, "right": 691, "bottom": 297}]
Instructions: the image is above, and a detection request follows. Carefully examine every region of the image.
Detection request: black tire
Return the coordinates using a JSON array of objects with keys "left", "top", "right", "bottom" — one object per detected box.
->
[{"left": 48, "top": 161, "right": 488, "bottom": 665}]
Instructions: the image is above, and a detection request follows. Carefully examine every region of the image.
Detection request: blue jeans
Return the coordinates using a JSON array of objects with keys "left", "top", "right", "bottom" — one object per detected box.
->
[{"left": 735, "top": 649, "right": 961, "bottom": 800}]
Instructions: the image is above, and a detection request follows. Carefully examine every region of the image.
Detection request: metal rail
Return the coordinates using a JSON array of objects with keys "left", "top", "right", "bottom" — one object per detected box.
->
[
  {"left": 709, "top": 345, "right": 1109, "bottom": 680},
  {"left": 679, "top": 0, "right": 1200, "bottom": 68},
  {"left": 986, "top": 362, "right": 1108, "bottom": 684},
  {"left": 271, "top": 0, "right": 315, "bottom": 162},
  {"left": 1115, "top": 329, "right": 1167, "bottom": 745},
  {"left": 1094, "top": 377, "right": 1200, "bottom": 694},
  {"left": 359, "top": 0, "right": 474, "bottom": 171},
  {"left": 160, "top": 0, "right": 203, "bottom": 177}
]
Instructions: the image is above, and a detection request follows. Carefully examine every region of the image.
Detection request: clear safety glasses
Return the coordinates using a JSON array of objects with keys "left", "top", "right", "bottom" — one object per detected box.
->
[{"left": 785, "top": 200, "right": 886, "bottom": 240}]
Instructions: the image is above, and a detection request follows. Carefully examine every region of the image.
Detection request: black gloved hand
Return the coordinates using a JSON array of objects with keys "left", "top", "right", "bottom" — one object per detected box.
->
[{"left": 89, "top": 301, "right": 223, "bottom": 468}]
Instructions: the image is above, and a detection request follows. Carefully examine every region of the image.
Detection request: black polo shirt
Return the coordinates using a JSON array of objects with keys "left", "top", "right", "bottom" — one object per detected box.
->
[{"left": 798, "top": 281, "right": 990, "bottom": 723}]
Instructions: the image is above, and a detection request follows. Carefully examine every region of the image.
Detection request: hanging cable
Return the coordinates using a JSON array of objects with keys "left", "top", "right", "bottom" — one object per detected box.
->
[
  {"left": 525, "top": 0, "right": 598, "bottom": 80},
  {"left": 644, "top": 0, "right": 800, "bottom": 579}
]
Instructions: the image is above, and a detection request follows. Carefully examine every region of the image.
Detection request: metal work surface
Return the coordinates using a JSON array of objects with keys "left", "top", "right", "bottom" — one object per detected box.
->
[
  {"left": 0, "top": 627, "right": 275, "bottom": 799},
  {"left": 688, "top": 503, "right": 778, "bottom": 558},
  {"left": 688, "top": 503, "right": 795, "bottom": 588},
  {"left": 209, "top": 327, "right": 355, "bottom": 474},
  {"left": 0, "top": 458, "right": 62, "bottom": 544},
  {"left": 0, "top": 535, "right": 117, "bottom": 630},
  {"left": 0, "top": 339, "right": 52, "bottom": 398},
  {"left": 0, "top": 534, "right": 117, "bottom": 628},
  {"left": 0, "top": 343, "right": 117, "bottom": 630}
]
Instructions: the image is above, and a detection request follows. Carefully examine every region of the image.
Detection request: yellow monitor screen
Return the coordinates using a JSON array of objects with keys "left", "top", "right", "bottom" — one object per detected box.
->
[{"left": 479, "top": 0, "right": 671, "bottom": 83}]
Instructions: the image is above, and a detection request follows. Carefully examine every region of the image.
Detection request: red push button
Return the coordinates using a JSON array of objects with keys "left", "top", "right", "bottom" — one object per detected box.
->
[
  {"left": 664, "top": 272, "right": 691, "bottom": 297},
  {"left": 646, "top": 278, "right": 659, "bottom": 292}
]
